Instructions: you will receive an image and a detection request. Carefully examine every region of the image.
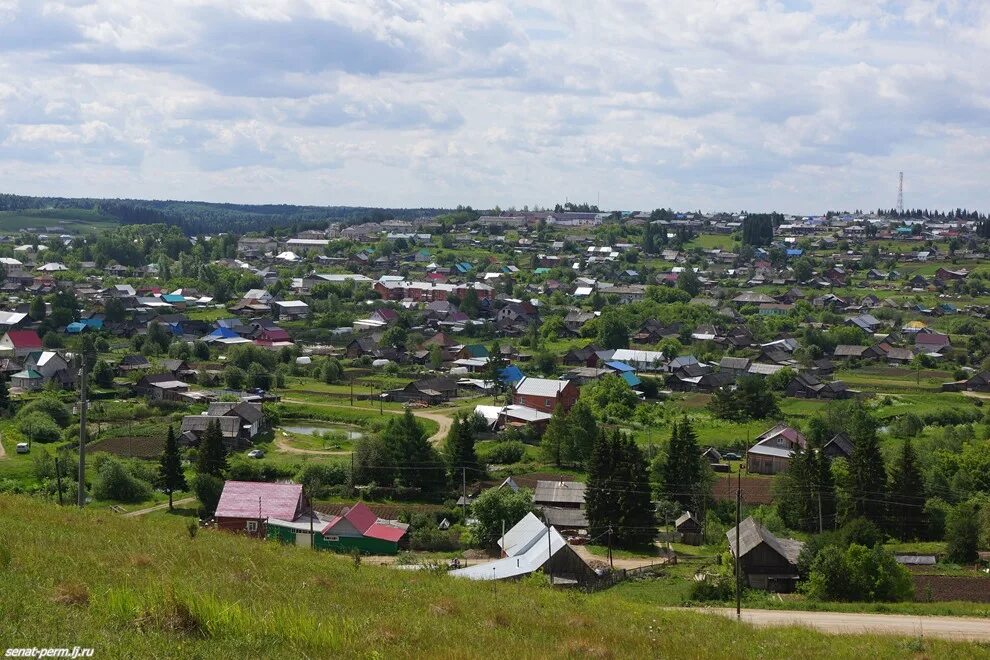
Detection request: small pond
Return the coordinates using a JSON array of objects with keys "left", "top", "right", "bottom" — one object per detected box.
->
[{"left": 281, "top": 423, "right": 364, "bottom": 440}]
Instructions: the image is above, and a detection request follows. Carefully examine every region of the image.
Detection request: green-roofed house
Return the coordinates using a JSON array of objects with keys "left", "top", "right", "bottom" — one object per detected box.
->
[
  {"left": 457, "top": 344, "right": 490, "bottom": 360},
  {"left": 11, "top": 369, "right": 44, "bottom": 391}
]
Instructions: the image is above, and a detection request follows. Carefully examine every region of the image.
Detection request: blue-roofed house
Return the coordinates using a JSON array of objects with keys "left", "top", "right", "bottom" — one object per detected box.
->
[
  {"left": 604, "top": 360, "right": 635, "bottom": 373},
  {"left": 161, "top": 293, "right": 186, "bottom": 306},
  {"left": 620, "top": 371, "right": 642, "bottom": 388},
  {"left": 499, "top": 365, "right": 524, "bottom": 384},
  {"left": 785, "top": 248, "right": 803, "bottom": 257},
  {"left": 455, "top": 262, "right": 473, "bottom": 274},
  {"left": 65, "top": 318, "right": 103, "bottom": 334}
]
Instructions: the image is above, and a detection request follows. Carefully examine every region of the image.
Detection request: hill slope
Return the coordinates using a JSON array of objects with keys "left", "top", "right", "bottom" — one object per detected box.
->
[{"left": 0, "top": 496, "right": 981, "bottom": 658}]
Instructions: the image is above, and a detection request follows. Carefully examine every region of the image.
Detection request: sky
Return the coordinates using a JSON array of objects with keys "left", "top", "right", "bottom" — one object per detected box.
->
[{"left": 0, "top": 1, "right": 988, "bottom": 214}]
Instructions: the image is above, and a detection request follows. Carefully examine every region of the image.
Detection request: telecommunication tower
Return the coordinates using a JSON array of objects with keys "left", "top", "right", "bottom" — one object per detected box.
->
[{"left": 896, "top": 171, "right": 904, "bottom": 214}]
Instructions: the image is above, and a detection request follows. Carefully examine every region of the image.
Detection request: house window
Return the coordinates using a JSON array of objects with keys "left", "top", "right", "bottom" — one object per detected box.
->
[
  {"left": 325, "top": 535, "right": 339, "bottom": 542},
  {"left": 545, "top": 398, "right": 552, "bottom": 408},
  {"left": 246, "top": 520, "right": 258, "bottom": 533}
]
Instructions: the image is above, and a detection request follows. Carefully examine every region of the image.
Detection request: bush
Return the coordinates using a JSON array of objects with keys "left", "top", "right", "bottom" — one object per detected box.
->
[
  {"left": 945, "top": 502, "right": 980, "bottom": 563},
  {"left": 193, "top": 473, "right": 224, "bottom": 516},
  {"left": 92, "top": 458, "right": 153, "bottom": 503},
  {"left": 297, "top": 462, "right": 350, "bottom": 499},
  {"left": 688, "top": 575, "right": 734, "bottom": 602},
  {"left": 19, "top": 396, "right": 72, "bottom": 427},
  {"left": 226, "top": 458, "right": 296, "bottom": 484},
  {"left": 805, "top": 544, "right": 913, "bottom": 602},
  {"left": 484, "top": 441, "right": 526, "bottom": 465},
  {"left": 18, "top": 412, "right": 62, "bottom": 443},
  {"left": 470, "top": 487, "right": 534, "bottom": 548},
  {"left": 838, "top": 517, "right": 884, "bottom": 548}
]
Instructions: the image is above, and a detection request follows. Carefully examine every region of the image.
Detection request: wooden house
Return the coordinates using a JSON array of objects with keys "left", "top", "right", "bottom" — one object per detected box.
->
[{"left": 727, "top": 517, "right": 804, "bottom": 592}]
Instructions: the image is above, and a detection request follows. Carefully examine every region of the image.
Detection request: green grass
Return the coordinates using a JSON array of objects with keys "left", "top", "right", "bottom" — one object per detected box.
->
[
  {"left": 1, "top": 495, "right": 985, "bottom": 658},
  {"left": 0, "top": 208, "right": 118, "bottom": 234}
]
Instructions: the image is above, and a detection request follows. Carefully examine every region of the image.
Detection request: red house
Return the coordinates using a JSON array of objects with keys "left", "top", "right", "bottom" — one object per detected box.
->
[
  {"left": 0, "top": 329, "right": 43, "bottom": 358},
  {"left": 255, "top": 327, "right": 292, "bottom": 347},
  {"left": 513, "top": 377, "right": 579, "bottom": 413},
  {"left": 214, "top": 480, "right": 306, "bottom": 537}
]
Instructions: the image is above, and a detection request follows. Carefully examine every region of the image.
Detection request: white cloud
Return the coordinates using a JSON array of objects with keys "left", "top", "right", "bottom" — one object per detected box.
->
[{"left": 0, "top": 0, "right": 986, "bottom": 212}]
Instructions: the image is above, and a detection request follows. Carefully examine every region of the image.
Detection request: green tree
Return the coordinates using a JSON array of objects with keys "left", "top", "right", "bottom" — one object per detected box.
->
[
  {"left": 157, "top": 425, "right": 187, "bottom": 511},
  {"left": 946, "top": 502, "right": 980, "bottom": 563},
  {"left": 196, "top": 420, "right": 228, "bottom": 478},
  {"left": 566, "top": 399, "right": 599, "bottom": 466},
  {"left": 0, "top": 378, "right": 9, "bottom": 416},
  {"left": 470, "top": 487, "right": 534, "bottom": 548},
  {"left": 596, "top": 310, "right": 629, "bottom": 349},
  {"left": 847, "top": 406, "right": 886, "bottom": 524},
  {"left": 443, "top": 413, "right": 480, "bottom": 478},
  {"left": 888, "top": 438, "right": 926, "bottom": 540},
  {"left": 193, "top": 473, "right": 224, "bottom": 516},
  {"left": 662, "top": 417, "right": 703, "bottom": 509},
  {"left": 92, "top": 360, "right": 115, "bottom": 388},
  {"left": 540, "top": 404, "right": 571, "bottom": 467},
  {"left": 677, "top": 268, "right": 700, "bottom": 296},
  {"left": 382, "top": 410, "right": 446, "bottom": 498},
  {"left": 805, "top": 544, "right": 912, "bottom": 602},
  {"left": 587, "top": 429, "right": 656, "bottom": 548},
  {"left": 29, "top": 296, "right": 46, "bottom": 321}
]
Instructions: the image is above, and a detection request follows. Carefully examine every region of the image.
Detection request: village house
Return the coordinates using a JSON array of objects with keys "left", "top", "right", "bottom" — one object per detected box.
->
[
  {"left": 214, "top": 481, "right": 306, "bottom": 538},
  {"left": 513, "top": 377, "right": 579, "bottom": 413},
  {"left": 746, "top": 424, "right": 807, "bottom": 475},
  {"left": 267, "top": 501, "right": 408, "bottom": 555},
  {"left": 449, "top": 513, "right": 595, "bottom": 585},
  {"left": 727, "top": 517, "right": 804, "bottom": 592},
  {"left": 0, "top": 329, "right": 43, "bottom": 358}
]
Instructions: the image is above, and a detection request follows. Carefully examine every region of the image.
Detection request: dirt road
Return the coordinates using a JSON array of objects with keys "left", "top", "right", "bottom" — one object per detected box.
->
[
  {"left": 571, "top": 543, "right": 670, "bottom": 570},
  {"left": 695, "top": 608, "right": 990, "bottom": 642},
  {"left": 122, "top": 497, "right": 196, "bottom": 517},
  {"left": 281, "top": 399, "right": 453, "bottom": 444}
]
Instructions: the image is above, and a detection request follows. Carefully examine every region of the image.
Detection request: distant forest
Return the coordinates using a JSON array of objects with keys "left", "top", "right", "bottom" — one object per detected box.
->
[{"left": 0, "top": 193, "right": 444, "bottom": 236}]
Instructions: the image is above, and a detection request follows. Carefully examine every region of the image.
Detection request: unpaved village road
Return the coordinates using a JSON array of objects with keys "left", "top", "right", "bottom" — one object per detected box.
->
[
  {"left": 281, "top": 398, "right": 453, "bottom": 444},
  {"left": 694, "top": 608, "right": 990, "bottom": 642}
]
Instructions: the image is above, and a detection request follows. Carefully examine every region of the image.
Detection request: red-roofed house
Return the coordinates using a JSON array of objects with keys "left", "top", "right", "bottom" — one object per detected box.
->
[
  {"left": 254, "top": 327, "right": 292, "bottom": 347},
  {"left": 746, "top": 424, "right": 808, "bottom": 475},
  {"left": 267, "top": 501, "right": 409, "bottom": 554},
  {"left": 214, "top": 480, "right": 306, "bottom": 537},
  {"left": 915, "top": 332, "right": 951, "bottom": 353},
  {"left": 0, "top": 329, "right": 43, "bottom": 358}
]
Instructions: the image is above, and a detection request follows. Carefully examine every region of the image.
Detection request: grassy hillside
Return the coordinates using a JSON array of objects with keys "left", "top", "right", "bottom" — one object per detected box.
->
[
  {"left": 0, "top": 208, "right": 118, "bottom": 234},
  {"left": 0, "top": 497, "right": 985, "bottom": 658}
]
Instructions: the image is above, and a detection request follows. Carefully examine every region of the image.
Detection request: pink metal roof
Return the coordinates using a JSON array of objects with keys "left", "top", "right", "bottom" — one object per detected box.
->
[
  {"left": 344, "top": 502, "right": 377, "bottom": 532},
  {"left": 365, "top": 523, "right": 407, "bottom": 542},
  {"left": 321, "top": 502, "right": 407, "bottom": 542},
  {"left": 215, "top": 481, "right": 302, "bottom": 520}
]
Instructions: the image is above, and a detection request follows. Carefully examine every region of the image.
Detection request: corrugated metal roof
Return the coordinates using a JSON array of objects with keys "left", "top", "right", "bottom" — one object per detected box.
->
[
  {"left": 533, "top": 480, "right": 586, "bottom": 505},
  {"left": 215, "top": 481, "right": 302, "bottom": 520}
]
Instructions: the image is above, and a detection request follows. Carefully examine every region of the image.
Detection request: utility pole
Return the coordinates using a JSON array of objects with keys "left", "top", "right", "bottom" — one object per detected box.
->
[
  {"left": 817, "top": 488, "right": 823, "bottom": 534},
  {"left": 546, "top": 515, "right": 553, "bottom": 586},
  {"left": 77, "top": 355, "right": 88, "bottom": 507},
  {"left": 501, "top": 519, "right": 506, "bottom": 556},
  {"left": 607, "top": 525, "right": 614, "bottom": 570},
  {"left": 735, "top": 467, "right": 741, "bottom": 620},
  {"left": 461, "top": 467, "right": 467, "bottom": 519},
  {"left": 55, "top": 456, "right": 63, "bottom": 506}
]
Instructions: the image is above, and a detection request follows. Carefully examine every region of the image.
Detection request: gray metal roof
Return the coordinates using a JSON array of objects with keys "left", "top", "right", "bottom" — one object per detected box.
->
[
  {"left": 727, "top": 517, "right": 803, "bottom": 565},
  {"left": 533, "top": 480, "right": 586, "bottom": 505}
]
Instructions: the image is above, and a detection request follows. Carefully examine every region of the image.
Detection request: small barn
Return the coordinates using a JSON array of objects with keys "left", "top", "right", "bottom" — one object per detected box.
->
[
  {"left": 727, "top": 517, "right": 804, "bottom": 592},
  {"left": 449, "top": 513, "right": 595, "bottom": 585},
  {"left": 675, "top": 511, "right": 703, "bottom": 546}
]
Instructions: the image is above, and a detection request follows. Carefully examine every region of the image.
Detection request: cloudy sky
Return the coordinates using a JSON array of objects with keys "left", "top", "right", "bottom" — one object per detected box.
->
[{"left": 0, "top": 1, "right": 987, "bottom": 213}]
